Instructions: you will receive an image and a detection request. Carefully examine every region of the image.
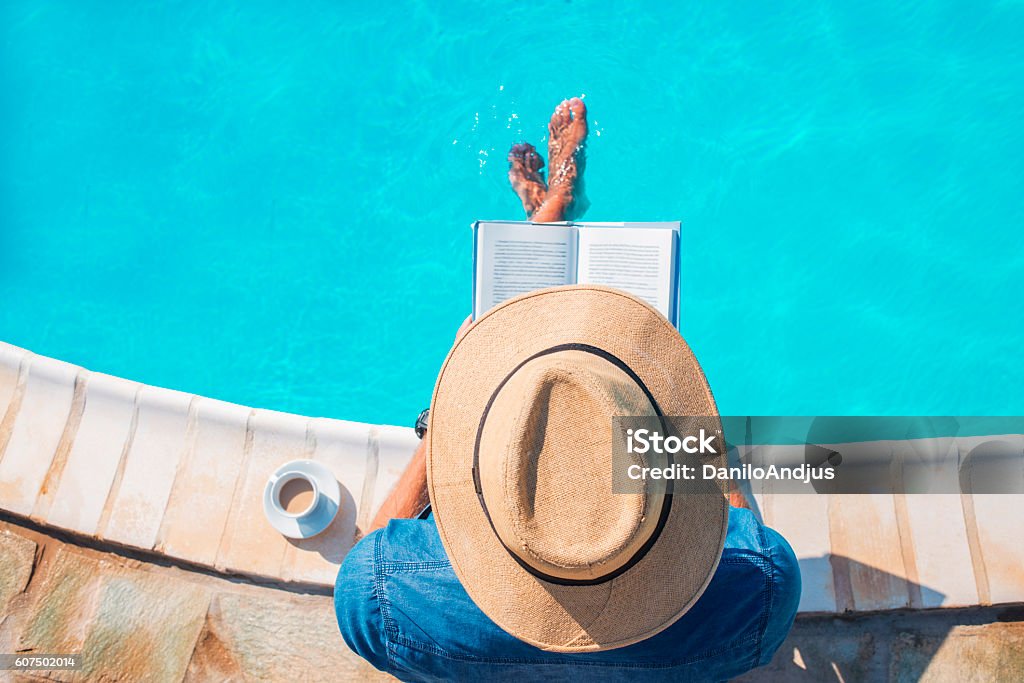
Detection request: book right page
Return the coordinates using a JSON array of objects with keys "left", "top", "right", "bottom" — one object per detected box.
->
[{"left": 576, "top": 225, "right": 677, "bottom": 323}]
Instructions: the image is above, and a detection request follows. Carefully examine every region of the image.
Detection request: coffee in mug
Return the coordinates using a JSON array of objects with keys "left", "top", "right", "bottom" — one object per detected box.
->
[{"left": 271, "top": 471, "right": 321, "bottom": 519}]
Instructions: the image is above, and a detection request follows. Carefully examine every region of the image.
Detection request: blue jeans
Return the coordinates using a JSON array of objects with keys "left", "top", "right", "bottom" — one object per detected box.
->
[{"left": 335, "top": 507, "right": 800, "bottom": 682}]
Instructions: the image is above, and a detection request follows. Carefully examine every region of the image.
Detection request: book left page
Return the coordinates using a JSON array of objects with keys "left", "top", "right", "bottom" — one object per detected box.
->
[{"left": 473, "top": 221, "right": 577, "bottom": 318}]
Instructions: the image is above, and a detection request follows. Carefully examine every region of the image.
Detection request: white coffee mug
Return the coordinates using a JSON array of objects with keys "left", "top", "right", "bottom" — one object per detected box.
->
[{"left": 264, "top": 459, "right": 340, "bottom": 539}]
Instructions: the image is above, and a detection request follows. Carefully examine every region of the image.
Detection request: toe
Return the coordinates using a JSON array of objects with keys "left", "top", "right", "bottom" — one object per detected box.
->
[
  {"left": 509, "top": 142, "right": 544, "bottom": 172},
  {"left": 549, "top": 99, "right": 571, "bottom": 132},
  {"left": 568, "top": 97, "right": 586, "bottom": 121},
  {"left": 566, "top": 98, "right": 588, "bottom": 145},
  {"left": 525, "top": 146, "right": 544, "bottom": 171},
  {"left": 508, "top": 142, "right": 529, "bottom": 163}
]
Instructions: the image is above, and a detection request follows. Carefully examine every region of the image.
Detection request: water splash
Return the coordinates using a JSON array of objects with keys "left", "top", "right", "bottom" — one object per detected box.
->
[{"left": 451, "top": 84, "right": 530, "bottom": 175}]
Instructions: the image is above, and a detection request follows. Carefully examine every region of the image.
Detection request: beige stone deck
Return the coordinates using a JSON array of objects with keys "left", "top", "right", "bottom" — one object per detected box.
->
[
  {"left": 0, "top": 520, "right": 391, "bottom": 681},
  {"left": 1, "top": 340, "right": 1023, "bottom": 680},
  {"left": 2, "top": 515, "right": 1022, "bottom": 681}
]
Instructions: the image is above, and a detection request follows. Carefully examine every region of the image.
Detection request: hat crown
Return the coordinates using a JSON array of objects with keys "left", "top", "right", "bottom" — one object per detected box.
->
[{"left": 477, "top": 350, "right": 664, "bottom": 582}]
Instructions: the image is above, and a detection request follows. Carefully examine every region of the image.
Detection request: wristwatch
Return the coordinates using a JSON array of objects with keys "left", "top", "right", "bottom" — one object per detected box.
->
[
  {"left": 414, "top": 408, "right": 430, "bottom": 439},
  {"left": 415, "top": 408, "right": 431, "bottom": 519}
]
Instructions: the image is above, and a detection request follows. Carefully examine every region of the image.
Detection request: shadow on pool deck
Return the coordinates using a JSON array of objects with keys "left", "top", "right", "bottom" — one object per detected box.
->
[
  {"left": 740, "top": 600, "right": 1024, "bottom": 682},
  {"left": 740, "top": 555, "right": 1024, "bottom": 681}
]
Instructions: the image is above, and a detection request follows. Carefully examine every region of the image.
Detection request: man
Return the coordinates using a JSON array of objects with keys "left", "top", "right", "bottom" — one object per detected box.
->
[{"left": 335, "top": 99, "right": 800, "bottom": 682}]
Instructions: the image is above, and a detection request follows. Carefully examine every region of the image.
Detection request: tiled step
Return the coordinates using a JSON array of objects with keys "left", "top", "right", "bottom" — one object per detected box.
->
[
  {"left": 749, "top": 437, "right": 1024, "bottom": 614},
  {"left": 0, "top": 352, "right": 80, "bottom": 516},
  {"left": 0, "top": 340, "right": 1021, "bottom": 613},
  {"left": 0, "top": 341, "right": 416, "bottom": 588},
  {"left": 102, "top": 384, "right": 194, "bottom": 548}
]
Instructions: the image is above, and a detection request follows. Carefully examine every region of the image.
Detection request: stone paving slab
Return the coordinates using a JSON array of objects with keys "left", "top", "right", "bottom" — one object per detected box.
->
[
  {"left": 192, "top": 592, "right": 387, "bottom": 681},
  {"left": 215, "top": 409, "right": 312, "bottom": 579},
  {"left": 0, "top": 520, "right": 391, "bottom": 683},
  {"left": 43, "top": 373, "right": 139, "bottom": 536},
  {"left": 281, "top": 418, "right": 368, "bottom": 584},
  {"left": 12, "top": 547, "right": 106, "bottom": 682},
  {"left": 77, "top": 566, "right": 210, "bottom": 680},
  {"left": 0, "top": 343, "right": 25, "bottom": 427},
  {"left": 971, "top": 492, "right": 1024, "bottom": 605},
  {"left": 0, "top": 354, "right": 80, "bottom": 517},
  {"left": 830, "top": 492, "right": 913, "bottom": 612},
  {"left": 890, "top": 622, "right": 1024, "bottom": 681},
  {"left": 0, "top": 529, "right": 36, "bottom": 614},
  {"left": 4, "top": 521, "right": 1023, "bottom": 681},
  {"left": 903, "top": 493, "right": 979, "bottom": 608},
  {"left": 760, "top": 485, "right": 836, "bottom": 613},
  {"left": 101, "top": 384, "right": 193, "bottom": 550},
  {"left": 740, "top": 606, "right": 1024, "bottom": 682},
  {"left": 157, "top": 398, "right": 251, "bottom": 567}
]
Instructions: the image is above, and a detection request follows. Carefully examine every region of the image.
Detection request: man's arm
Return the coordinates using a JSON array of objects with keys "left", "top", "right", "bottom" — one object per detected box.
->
[
  {"left": 368, "top": 439, "right": 428, "bottom": 533},
  {"left": 367, "top": 317, "right": 473, "bottom": 534}
]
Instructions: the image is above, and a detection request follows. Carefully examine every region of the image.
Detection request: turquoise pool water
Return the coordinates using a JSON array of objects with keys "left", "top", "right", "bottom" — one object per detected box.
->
[{"left": 2, "top": 2, "right": 1022, "bottom": 426}]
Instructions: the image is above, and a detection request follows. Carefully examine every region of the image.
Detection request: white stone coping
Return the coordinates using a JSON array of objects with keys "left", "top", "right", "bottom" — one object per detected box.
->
[
  {"left": 1, "top": 340, "right": 1022, "bottom": 613},
  {"left": 0, "top": 341, "right": 417, "bottom": 588}
]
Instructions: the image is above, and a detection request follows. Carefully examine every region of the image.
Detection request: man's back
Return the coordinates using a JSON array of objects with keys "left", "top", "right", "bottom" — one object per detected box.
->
[{"left": 335, "top": 507, "right": 800, "bottom": 682}]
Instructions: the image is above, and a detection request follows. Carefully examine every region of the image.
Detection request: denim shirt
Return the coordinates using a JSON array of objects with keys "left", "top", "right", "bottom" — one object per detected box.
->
[{"left": 335, "top": 507, "right": 800, "bottom": 682}]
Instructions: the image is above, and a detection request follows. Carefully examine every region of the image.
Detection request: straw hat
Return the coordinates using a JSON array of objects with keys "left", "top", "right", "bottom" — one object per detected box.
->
[{"left": 426, "top": 285, "right": 727, "bottom": 653}]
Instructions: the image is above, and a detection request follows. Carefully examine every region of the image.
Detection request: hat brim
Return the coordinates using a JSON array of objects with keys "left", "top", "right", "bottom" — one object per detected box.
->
[{"left": 427, "top": 285, "right": 728, "bottom": 652}]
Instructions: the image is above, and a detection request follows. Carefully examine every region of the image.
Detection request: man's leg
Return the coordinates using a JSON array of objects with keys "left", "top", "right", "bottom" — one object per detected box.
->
[
  {"left": 368, "top": 99, "right": 591, "bottom": 533},
  {"left": 530, "top": 97, "right": 588, "bottom": 222},
  {"left": 508, "top": 142, "right": 547, "bottom": 218},
  {"left": 508, "top": 97, "right": 589, "bottom": 223}
]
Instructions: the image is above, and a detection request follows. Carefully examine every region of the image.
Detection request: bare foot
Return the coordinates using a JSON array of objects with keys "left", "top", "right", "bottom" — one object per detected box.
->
[
  {"left": 507, "top": 142, "right": 547, "bottom": 217},
  {"left": 532, "top": 97, "right": 588, "bottom": 222}
]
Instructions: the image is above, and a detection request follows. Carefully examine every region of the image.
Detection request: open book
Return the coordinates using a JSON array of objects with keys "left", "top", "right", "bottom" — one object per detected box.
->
[{"left": 473, "top": 220, "right": 680, "bottom": 326}]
